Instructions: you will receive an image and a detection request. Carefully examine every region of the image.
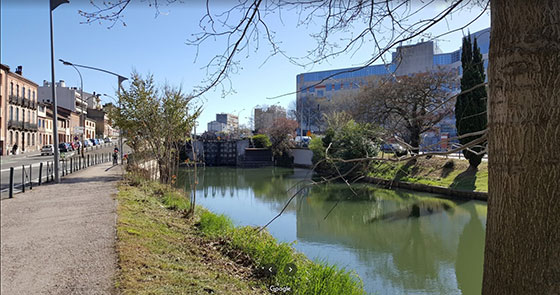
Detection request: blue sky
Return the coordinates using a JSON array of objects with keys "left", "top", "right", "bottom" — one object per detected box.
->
[{"left": 1, "top": 0, "right": 489, "bottom": 132}]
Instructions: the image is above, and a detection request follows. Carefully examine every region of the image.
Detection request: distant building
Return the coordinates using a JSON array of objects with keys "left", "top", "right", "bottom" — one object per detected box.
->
[
  {"left": 87, "top": 108, "right": 112, "bottom": 139},
  {"left": 37, "top": 103, "right": 52, "bottom": 146},
  {"left": 216, "top": 113, "right": 239, "bottom": 132},
  {"left": 85, "top": 118, "right": 96, "bottom": 139},
  {"left": 208, "top": 120, "right": 227, "bottom": 133},
  {"left": 2, "top": 65, "right": 40, "bottom": 155},
  {"left": 296, "top": 27, "right": 490, "bottom": 148},
  {"left": 38, "top": 80, "right": 88, "bottom": 117},
  {"left": 254, "top": 105, "right": 286, "bottom": 133}
]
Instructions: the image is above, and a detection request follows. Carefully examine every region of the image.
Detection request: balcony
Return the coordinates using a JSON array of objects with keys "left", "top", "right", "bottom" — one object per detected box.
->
[
  {"left": 8, "top": 120, "right": 24, "bottom": 130},
  {"left": 9, "top": 95, "right": 18, "bottom": 104},
  {"left": 24, "top": 122, "right": 38, "bottom": 131}
]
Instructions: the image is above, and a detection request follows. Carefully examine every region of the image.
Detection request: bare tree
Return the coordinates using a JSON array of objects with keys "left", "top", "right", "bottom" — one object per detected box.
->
[{"left": 354, "top": 69, "right": 458, "bottom": 150}]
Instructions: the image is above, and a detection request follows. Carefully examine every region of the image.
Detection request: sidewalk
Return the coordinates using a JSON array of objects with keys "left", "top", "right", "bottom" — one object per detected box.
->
[{"left": 1, "top": 162, "right": 122, "bottom": 294}]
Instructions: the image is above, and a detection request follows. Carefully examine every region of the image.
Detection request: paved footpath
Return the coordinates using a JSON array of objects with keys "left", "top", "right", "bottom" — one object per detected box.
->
[{"left": 1, "top": 162, "right": 122, "bottom": 295}]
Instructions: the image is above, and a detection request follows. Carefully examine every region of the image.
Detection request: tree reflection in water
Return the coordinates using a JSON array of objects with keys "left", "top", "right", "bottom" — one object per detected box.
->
[{"left": 177, "top": 167, "right": 487, "bottom": 295}]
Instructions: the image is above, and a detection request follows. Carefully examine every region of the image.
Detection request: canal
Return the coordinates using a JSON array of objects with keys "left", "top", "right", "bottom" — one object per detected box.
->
[{"left": 178, "top": 166, "right": 486, "bottom": 295}]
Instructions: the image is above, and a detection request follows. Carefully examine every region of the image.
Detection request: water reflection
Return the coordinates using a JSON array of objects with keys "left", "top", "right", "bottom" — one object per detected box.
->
[{"left": 179, "top": 167, "right": 486, "bottom": 295}]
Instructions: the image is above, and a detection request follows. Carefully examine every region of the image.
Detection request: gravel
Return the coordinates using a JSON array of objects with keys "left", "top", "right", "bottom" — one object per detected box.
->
[{"left": 1, "top": 163, "right": 121, "bottom": 294}]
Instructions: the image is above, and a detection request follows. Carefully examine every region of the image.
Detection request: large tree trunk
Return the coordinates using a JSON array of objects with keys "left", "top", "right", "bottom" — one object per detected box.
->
[{"left": 483, "top": 1, "right": 560, "bottom": 294}]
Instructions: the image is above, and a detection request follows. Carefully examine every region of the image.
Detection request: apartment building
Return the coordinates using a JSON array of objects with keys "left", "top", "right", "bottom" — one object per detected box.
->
[
  {"left": 85, "top": 118, "right": 96, "bottom": 139},
  {"left": 37, "top": 102, "right": 53, "bottom": 146},
  {"left": 3, "top": 65, "right": 39, "bottom": 155},
  {"left": 0, "top": 64, "right": 7, "bottom": 155},
  {"left": 254, "top": 105, "right": 286, "bottom": 133},
  {"left": 216, "top": 113, "right": 239, "bottom": 132}
]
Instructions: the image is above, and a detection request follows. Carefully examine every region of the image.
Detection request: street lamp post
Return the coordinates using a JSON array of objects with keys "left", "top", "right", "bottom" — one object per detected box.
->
[
  {"left": 58, "top": 59, "right": 127, "bottom": 163},
  {"left": 60, "top": 60, "right": 85, "bottom": 157},
  {"left": 49, "top": 0, "right": 69, "bottom": 182},
  {"left": 103, "top": 93, "right": 120, "bottom": 145}
]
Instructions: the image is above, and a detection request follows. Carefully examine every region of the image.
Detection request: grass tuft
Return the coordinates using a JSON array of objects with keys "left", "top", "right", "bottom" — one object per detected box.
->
[{"left": 197, "top": 207, "right": 365, "bottom": 295}]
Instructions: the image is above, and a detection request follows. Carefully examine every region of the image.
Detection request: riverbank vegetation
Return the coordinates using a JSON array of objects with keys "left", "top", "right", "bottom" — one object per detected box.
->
[
  {"left": 115, "top": 173, "right": 365, "bottom": 295},
  {"left": 369, "top": 156, "right": 488, "bottom": 193},
  {"left": 309, "top": 112, "right": 382, "bottom": 179}
]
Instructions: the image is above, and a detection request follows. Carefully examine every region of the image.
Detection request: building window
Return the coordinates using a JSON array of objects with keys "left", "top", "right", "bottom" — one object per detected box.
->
[
  {"left": 28, "top": 89, "right": 31, "bottom": 99},
  {"left": 10, "top": 106, "right": 13, "bottom": 120},
  {"left": 23, "top": 111, "right": 25, "bottom": 123},
  {"left": 33, "top": 91, "right": 35, "bottom": 100},
  {"left": 32, "top": 134, "right": 35, "bottom": 146},
  {"left": 27, "top": 133, "right": 30, "bottom": 146},
  {"left": 9, "top": 131, "right": 13, "bottom": 145},
  {"left": 16, "top": 84, "right": 19, "bottom": 97},
  {"left": 10, "top": 82, "right": 14, "bottom": 95},
  {"left": 16, "top": 108, "right": 19, "bottom": 121},
  {"left": 23, "top": 86, "right": 26, "bottom": 98},
  {"left": 27, "top": 110, "right": 30, "bottom": 122}
]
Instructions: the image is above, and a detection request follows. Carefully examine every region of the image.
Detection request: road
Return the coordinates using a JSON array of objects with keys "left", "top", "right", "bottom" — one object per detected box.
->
[{"left": 0, "top": 143, "right": 129, "bottom": 198}]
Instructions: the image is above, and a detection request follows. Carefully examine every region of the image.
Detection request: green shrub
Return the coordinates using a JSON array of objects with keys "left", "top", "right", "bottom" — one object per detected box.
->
[
  {"left": 252, "top": 134, "right": 272, "bottom": 148},
  {"left": 310, "top": 119, "right": 381, "bottom": 179}
]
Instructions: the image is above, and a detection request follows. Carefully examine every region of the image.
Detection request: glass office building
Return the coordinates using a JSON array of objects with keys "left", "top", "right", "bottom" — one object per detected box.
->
[{"left": 296, "top": 27, "right": 490, "bottom": 150}]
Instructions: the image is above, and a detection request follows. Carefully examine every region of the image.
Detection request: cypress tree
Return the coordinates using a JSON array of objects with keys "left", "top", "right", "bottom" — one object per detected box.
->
[{"left": 455, "top": 33, "right": 488, "bottom": 169}]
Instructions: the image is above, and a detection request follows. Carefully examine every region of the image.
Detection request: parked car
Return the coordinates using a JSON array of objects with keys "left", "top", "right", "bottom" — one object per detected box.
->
[
  {"left": 41, "top": 144, "right": 54, "bottom": 156},
  {"left": 59, "top": 143, "right": 70, "bottom": 153},
  {"left": 98, "top": 138, "right": 105, "bottom": 145},
  {"left": 89, "top": 138, "right": 97, "bottom": 146},
  {"left": 94, "top": 138, "right": 99, "bottom": 146},
  {"left": 82, "top": 140, "right": 90, "bottom": 148},
  {"left": 104, "top": 137, "right": 112, "bottom": 143}
]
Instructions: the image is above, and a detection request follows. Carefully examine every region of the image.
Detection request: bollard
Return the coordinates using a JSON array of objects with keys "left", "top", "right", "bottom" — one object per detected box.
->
[
  {"left": 88, "top": 154, "right": 90, "bottom": 167},
  {"left": 79, "top": 157, "right": 82, "bottom": 170},
  {"left": 70, "top": 158, "right": 73, "bottom": 173},
  {"left": 9, "top": 167, "right": 14, "bottom": 198},
  {"left": 29, "top": 164, "right": 32, "bottom": 190},
  {"left": 95, "top": 154, "right": 97, "bottom": 165},
  {"left": 22, "top": 165, "right": 25, "bottom": 193},
  {"left": 39, "top": 163, "right": 43, "bottom": 186}
]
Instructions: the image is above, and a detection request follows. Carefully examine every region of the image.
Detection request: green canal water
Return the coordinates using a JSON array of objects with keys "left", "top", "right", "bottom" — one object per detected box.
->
[{"left": 178, "top": 167, "right": 486, "bottom": 295}]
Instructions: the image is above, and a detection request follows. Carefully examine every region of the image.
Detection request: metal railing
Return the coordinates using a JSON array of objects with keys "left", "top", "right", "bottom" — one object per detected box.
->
[
  {"left": 7, "top": 120, "right": 24, "bottom": 130},
  {"left": 2, "top": 152, "right": 116, "bottom": 199}
]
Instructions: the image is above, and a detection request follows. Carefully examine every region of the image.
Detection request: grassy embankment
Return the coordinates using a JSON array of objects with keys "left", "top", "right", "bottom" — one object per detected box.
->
[
  {"left": 370, "top": 154, "right": 488, "bottom": 192},
  {"left": 115, "top": 173, "right": 365, "bottom": 295}
]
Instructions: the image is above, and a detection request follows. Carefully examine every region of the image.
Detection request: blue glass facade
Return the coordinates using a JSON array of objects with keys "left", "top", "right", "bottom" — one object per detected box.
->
[{"left": 296, "top": 27, "right": 490, "bottom": 149}]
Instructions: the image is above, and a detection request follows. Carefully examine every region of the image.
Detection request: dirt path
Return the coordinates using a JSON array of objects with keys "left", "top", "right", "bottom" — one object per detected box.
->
[{"left": 1, "top": 162, "right": 121, "bottom": 294}]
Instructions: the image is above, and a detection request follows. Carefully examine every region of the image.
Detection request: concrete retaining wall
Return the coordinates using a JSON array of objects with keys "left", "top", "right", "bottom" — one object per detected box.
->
[{"left": 290, "top": 148, "right": 313, "bottom": 168}]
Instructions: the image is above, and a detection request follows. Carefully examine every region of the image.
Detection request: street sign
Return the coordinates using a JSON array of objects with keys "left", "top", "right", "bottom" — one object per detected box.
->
[{"left": 74, "top": 126, "right": 84, "bottom": 135}]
